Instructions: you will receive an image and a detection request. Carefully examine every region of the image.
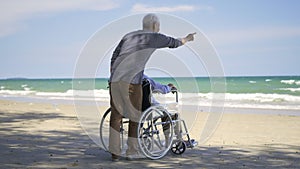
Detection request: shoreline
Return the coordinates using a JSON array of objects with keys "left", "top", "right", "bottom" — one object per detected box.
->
[
  {"left": 1, "top": 96, "right": 300, "bottom": 116},
  {"left": 1, "top": 99, "right": 300, "bottom": 168}
]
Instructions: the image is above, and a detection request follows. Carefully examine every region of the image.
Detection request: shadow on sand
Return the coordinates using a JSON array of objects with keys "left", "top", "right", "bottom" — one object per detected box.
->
[{"left": 0, "top": 111, "right": 299, "bottom": 168}]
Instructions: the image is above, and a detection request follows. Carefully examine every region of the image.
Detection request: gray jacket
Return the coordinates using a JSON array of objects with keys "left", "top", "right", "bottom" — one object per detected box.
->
[{"left": 110, "top": 30, "right": 182, "bottom": 84}]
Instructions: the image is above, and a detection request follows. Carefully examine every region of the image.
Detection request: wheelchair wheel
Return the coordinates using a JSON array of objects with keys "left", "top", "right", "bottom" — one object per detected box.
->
[
  {"left": 99, "top": 108, "right": 129, "bottom": 152},
  {"left": 99, "top": 108, "right": 111, "bottom": 151},
  {"left": 171, "top": 140, "right": 186, "bottom": 155},
  {"left": 138, "top": 106, "right": 174, "bottom": 159}
]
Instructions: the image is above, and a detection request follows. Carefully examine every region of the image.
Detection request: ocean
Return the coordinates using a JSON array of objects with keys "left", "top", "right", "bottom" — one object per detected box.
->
[{"left": 1, "top": 76, "right": 300, "bottom": 115}]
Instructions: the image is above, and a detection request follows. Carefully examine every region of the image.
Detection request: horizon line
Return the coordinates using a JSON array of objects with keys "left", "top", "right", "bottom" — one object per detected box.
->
[{"left": 1, "top": 74, "right": 300, "bottom": 80}]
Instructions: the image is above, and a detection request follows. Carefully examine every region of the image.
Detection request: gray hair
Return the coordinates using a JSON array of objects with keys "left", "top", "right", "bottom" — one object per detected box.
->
[{"left": 142, "top": 13, "right": 160, "bottom": 30}]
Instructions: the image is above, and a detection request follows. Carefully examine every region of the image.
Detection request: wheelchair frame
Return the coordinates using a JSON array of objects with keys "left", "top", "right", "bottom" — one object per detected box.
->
[{"left": 99, "top": 90, "right": 196, "bottom": 159}]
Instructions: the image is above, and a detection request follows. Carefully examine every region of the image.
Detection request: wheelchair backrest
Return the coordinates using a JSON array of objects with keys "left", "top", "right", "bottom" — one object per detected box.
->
[{"left": 142, "top": 78, "right": 151, "bottom": 111}]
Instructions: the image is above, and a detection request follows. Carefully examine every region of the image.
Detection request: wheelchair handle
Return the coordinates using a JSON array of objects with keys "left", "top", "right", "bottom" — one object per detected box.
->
[{"left": 171, "top": 89, "right": 178, "bottom": 103}]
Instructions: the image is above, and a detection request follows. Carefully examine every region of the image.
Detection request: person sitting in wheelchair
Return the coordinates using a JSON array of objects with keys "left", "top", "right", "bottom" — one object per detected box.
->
[
  {"left": 142, "top": 75, "right": 197, "bottom": 149},
  {"left": 142, "top": 74, "right": 177, "bottom": 108},
  {"left": 142, "top": 75, "right": 183, "bottom": 146}
]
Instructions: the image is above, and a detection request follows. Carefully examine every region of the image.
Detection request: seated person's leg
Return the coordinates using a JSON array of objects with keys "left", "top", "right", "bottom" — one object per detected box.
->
[
  {"left": 172, "top": 113, "right": 183, "bottom": 140},
  {"left": 162, "top": 113, "right": 173, "bottom": 147}
]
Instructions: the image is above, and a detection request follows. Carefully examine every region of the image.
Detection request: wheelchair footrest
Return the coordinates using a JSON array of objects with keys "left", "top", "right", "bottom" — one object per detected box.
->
[{"left": 185, "top": 139, "right": 198, "bottom": 148}]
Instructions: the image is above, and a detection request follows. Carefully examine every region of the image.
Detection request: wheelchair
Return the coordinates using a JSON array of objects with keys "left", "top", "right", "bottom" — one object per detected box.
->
[{"left": 100, "top": 80, "right": 197, "bottom": 160}]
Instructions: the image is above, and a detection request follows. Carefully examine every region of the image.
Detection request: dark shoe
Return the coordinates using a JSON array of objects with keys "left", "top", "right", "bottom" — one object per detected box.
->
[{"left": 111, "top": 154, "right": 120, "bottom": 162}]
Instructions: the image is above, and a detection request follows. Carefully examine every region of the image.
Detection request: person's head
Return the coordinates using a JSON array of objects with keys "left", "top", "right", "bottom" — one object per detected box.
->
[{"left": 142, "top": 13, "right": 160, "bottom": 32}]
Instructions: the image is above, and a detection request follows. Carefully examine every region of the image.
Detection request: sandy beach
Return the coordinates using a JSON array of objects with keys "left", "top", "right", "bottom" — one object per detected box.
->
[{"left": 0, "top": 99, "right": 299, "bottom": 169}]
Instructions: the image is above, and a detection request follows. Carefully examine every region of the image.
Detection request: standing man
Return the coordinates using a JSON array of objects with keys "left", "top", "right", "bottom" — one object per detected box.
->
[{"left": 109, "top": 13, "right": 195, "bottom": 161}]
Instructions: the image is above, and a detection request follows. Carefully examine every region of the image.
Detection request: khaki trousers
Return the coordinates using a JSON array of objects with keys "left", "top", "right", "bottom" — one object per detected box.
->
[{"left": 109, "top": 82, "right": 142, "bottom": 156}]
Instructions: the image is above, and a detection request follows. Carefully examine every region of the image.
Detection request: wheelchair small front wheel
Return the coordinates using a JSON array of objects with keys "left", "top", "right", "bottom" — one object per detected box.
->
[{"left": 171, "top": 140, "right": 186, "bottom": 155}]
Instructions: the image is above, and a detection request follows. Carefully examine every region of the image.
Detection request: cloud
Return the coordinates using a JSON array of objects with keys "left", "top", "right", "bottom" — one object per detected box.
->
[
  {"left": 0, "top": 0, "right": 120, "bottom": 37},
  {"left": 131, "top": 3, "right": 213, "bottom": 13}
]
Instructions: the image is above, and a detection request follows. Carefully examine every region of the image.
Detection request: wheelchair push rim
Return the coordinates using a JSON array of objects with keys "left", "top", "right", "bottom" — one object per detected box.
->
[{"left": 138, "top": 106, "right": 174, "bottom": 160}]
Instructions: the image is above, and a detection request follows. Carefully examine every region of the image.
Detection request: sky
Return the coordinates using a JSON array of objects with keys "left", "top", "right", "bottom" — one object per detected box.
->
[{"left": 0, "top": 0, "right": 300, "bottom": 78}]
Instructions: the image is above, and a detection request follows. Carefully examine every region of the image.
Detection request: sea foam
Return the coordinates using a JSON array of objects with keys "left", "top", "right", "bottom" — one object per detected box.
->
[
  {"left": 279, "top": 88, "right": 300, "bottom": 92},
  {"left": 281, "top": 80, "right": 296, "bottom": 85},
  {"left": 1, "top": 89, "right": 300, "bottom": 111},
  {"left": 0, "top": 90, "right": 35, "bottom": 96}
]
